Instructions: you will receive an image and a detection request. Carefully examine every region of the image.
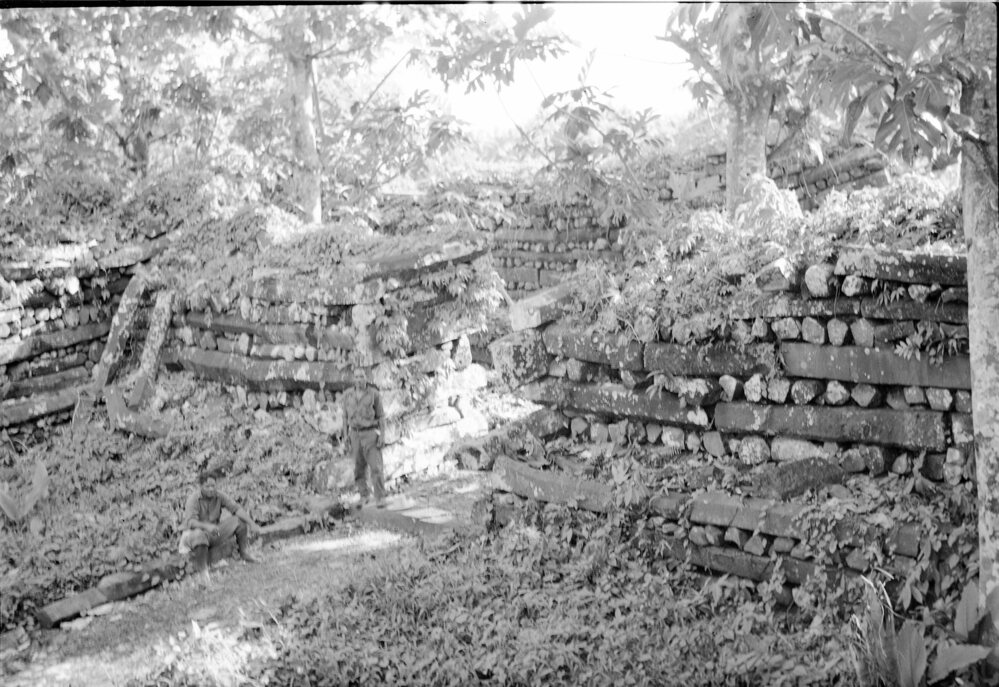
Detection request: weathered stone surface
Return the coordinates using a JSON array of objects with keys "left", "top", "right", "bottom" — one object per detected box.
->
[
  {"left": 725, "top": 527, "right": 750, "bottom": 549},
  {"left": 790, "top": 379, "right": 825, "bottom": 405},
  {"left": 770, "top": 437, "right": 828, "bottom": 463},
  {"left": 542, "top": 322, "right": 643, "bottom": 370},
  {"left": 951, "top": 413, "right": 974, "bottom": 446},
  {"left": 750, "top": 318, "right": 772, "bottom": 341},
  {"left": 564, "top": 358, "right": 600, "bottom": 383},
  {"left": 488, "top": 329, "right": 551, "bottom": 388},
  {"left": 801, "top": 317, "right": 826, "bottom": 344},
  {"left": 744, "top": 374, "right": 765, "bottom": 402},
  {"left": 737, "top": 296, "right": 860, "bottom": 319},
  {"left": 127, "top": 289, "right": 175, "bottom": 408},
  {"left": 36, "top": 588, "right": 110, "bottom": 629},
  {"left": 662, "top": 426, "right": 686, "bottom": 451},
  {"left": 508, "top": 280, "right": 580, "bottom": 332},
  {"left": 873, "top": 321, "right": 916, "bottom": 344},
  {"left": 687, "top": 491, "right": 919, "bottom": 557},
  {"left": 771, "top": 317, "right": 801, "bottom": 341},
  {"left": 834, "top": 246, "right": 967, "bottom": 286},
  {"left": 840, "top": 275, "right": 871, "bottom": 297},
  {"left": 757, "top": 258, "right": 802, "bottom": 292},
  {"left": 944, "top": 448, "right": 967, "bottom": 485},
  {"left": 450, "top": 408, "right": 566, "bottom": 471},
  {"left": 521, "top": 380, "right": 710, "bottom": 427},
  {"left": 850, "top": 383, "right": 883, "bottom": 408},
  {"left": 0, "top": 387, "right": 80, "bottom": 428},
  {"left": 91, "top": 276, "right": 154, "bottom": 387},
  {"left": 183, "top": 312, "right": 355, "bottom": 350},
  {"left": 743, "top": 534, "right": 769, "bottom": 556},
  {"left": 903, "top": 386, "right": 927, "bottom": 405},
  {"left": 719, "top": 375, "right": 742, "bottom": 402},
  {"left": 643, "top": 343, "right": 777, "bottom": 378},
  {"left": 941, "top": 287, "right": 968, "bottom": 303},
  {"left": 3, "top": 366, "right": 89, "bottom": 399},
  {"left": 920, "top": 453, "right": 947, "bottom": 482},
  {"left": 714, "top": 403, "right": 947, "bottom": 451},
  {"left": 891, "top": 454, "right": 914, "bottom": 475},
  {"left": 804, "top": 263, "right": 836, "bottom": 298},
  {"left": 738, "top": 435, "right": 770, "bottom": 466},
  {"left": 925, "top": 388, "right": 953, "bottom": 411},
  {"left": 954, "top": 390, "right": 972, "bottom": 413},
  {"left": 849, "top": 319, "right": 875, "bottom": 347},
  {"left": 703, "top": 431, "right": 726, "bottom": 457},
  {"left": 861, "top": 298, "right": 967, "bottom": 324},
  {"left": 660, "top": 377, "right": 723, "bottom": 406},
  {"left": 645, "top": 422, "right": 662, "bottom": 444},
  {"left": 781, "top": 343, "right": 971, "bottom": 389},
  {"left": 164, "top": 347, "right": 353, "bottom": 391},
  {"left": 106, "top": 388, "right": 169, "bottom": 438},
  {"left": 0, "top": 321, "right": 111, "bottom": 366},
  {"left": 492, "top": 455, "right": 612, "bottom": 512},
  {"left": 766, "top": 377, "right": 791, "bottom": 403},
  {"left": 748, "top": 457, "right": 845, "bottom": 500},
  {"left": 841, "top": 445, "right": 888, "bottom": 475}
]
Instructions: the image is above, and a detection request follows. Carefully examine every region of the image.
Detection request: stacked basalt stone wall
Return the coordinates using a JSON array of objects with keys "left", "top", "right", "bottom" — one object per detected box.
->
[
  {"left": 0, "top": 240, "right": 164, "bottom": 441},
  {"left": 487, "top": 244, "right": 970, "bottom": 586},
  {"left": 160, "top": 240, "right": 495, "bottom": 481},
  {"left": 672, "top": 145, "right": 889, "bottom": 210}
]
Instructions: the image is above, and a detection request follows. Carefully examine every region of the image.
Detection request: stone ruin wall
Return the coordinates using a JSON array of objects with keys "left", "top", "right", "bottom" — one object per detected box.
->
[
  {"left": 1, "top": 232, "right": 496, "bottom": 485},
  {"left": 485, "top": 244, "right": 970, "bottom": 589},
  {"left": 0, "top": 240, "right": 165, "bottom": 441},
  {"left": 382, "top": 145, "right": 888, "bottom": 302}
]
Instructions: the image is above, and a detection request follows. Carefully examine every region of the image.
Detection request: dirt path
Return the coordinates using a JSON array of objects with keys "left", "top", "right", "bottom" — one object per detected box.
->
[{"left": 4, "top": 471, "right": 490, "bottom": 687}]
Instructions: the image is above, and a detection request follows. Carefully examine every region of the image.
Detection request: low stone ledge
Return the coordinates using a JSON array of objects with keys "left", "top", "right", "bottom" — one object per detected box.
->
[
  {"left": 781, "top": 343, "right": 971, "bottom": 389},
  {"left": 493, "top": 455, "right": 613, "bottom": 512},
  {"left": 644, "top": 343, "right": 777, "bottom": 377},
  {"left": 0, "top": 388, "right": 81, "bottom": 428},
  {"left": 834, "top": 246, "right": 967, "bottom": 286},
  {"left": 715, "top": 402, "right": 947, "bottom": 451},
  {"left": 541, "top": 322, "right": 644, "bottom": 370},
  {"left": 522, "top": 379, "right": 710, "bottom": 427},
  {"left": 860, "top": 297, "right": 967, "bottom": 324},
  {"left": 508, "top": 280, "right": 579, "bottom": 332},
  {"left": 3, "top": 366, "right": 90, "bottom": 400},
  {"left": 183, "top": 312, "right": 355, "bottom": 350},
  {"left": 163, "top": 347, "right": 353, "bottom": 392},
  {"left": 0, "top": 321, "right": 111, "bottom": 366}
]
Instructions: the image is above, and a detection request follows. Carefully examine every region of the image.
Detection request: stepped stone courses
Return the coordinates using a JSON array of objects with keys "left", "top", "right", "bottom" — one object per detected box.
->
[{"left": 490, "top": 240, "right": 972, "bottom": 595}]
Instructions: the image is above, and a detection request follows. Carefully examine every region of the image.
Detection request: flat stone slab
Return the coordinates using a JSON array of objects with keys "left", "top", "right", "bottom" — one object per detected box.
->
[
  {"left": 522, "top": 380, "right": 710, "bottom": 427},
  {"left": 860, "top": 297, "right": 967, "bottom": 324},
  {"left": 0, "top": 321, "right": 111, "bottom": 365},
  {"left": 164, "top": 347, "right": 353, "bottom": 391},
  {"left": 489, "top": 329, "right": 551, "bottom": 387},
  {"left": 508, "top": 280, "right": 580, "bottom": 332},
  {"left": 396, "top": 506, "right": 455, "bottom": 524},
  {"left": 746, "top": 456, "right": 846, "bottom": 500},
  {"left": 781, "top": 343, "right": 971, "bottom": 389},
  {"left": 0, "top": 388, "right": 81, "bottom": 428},
  {"left": 715, "top": 402, "right": 947, "bottom": 451},
  {"left": 184, "top": 312, "right": 355, "bottom": 350},
  {"left": 541, "top": 322, "right": 644, "bottom": 370},
  {"left": 835, "top": 246, "right": 967, "bottom": 286},
  {"left": 492, "top": 455, "right": 612, "bottom": 512},
  {"left": 354, "top": 504, "right": 456, "bottom": 537},
  {"left": 734, "top": 296, "right": 862, "bottom": 319},
  {"left": 643, "top": 343, "right": 777, "bottom": 377}
]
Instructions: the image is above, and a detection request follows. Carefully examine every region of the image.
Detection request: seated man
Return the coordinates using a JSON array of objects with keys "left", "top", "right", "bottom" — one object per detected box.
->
[{"left": 178, "top": 472, "right": 261, "bottom": 569}]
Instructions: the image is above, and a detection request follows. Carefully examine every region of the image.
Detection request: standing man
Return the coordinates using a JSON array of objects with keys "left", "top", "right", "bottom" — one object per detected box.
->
[
  {"left": 179, "top": 471, "right": 262, "bottom": 569},
  {"left": 342, "top": 366, "right": 387, "bottom": 508}
]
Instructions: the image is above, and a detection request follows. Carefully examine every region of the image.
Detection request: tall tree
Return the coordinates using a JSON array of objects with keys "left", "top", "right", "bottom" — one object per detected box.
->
[
  {"left": 960, "top": 2, "right": 999, "bottom": 597},
  {"left": 660, "top": 3, "right": 817, "bottom": 215}
]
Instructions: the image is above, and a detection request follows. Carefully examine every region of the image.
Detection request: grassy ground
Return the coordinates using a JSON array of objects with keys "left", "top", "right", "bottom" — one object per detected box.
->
[{"left": 4, "top": 523, "right": 415, "bottom": 686}]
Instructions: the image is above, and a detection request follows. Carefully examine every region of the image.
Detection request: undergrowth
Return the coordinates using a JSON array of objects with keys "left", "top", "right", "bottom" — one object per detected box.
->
[
  {"left": 241, "top": 519, "right": 854, "bottom": 686},
  {"left": 0, "top": 376, "right": 336, "bottom": 633}
]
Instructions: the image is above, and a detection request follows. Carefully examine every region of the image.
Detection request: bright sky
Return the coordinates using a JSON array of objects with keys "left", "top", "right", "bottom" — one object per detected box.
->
[{"left": 438, "top": 2, "right": 697, "bottom": 136}]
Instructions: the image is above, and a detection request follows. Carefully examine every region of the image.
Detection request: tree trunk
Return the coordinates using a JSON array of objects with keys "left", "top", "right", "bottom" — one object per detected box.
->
[
  {"left": 286, "top": 51, "right": 322, "bottom": 224},
  {"left": 963, "top": 3, "right": 999, "bottom": 598},
  {"left": 725, "top": 92, "right": 770, "bottom": 216}
]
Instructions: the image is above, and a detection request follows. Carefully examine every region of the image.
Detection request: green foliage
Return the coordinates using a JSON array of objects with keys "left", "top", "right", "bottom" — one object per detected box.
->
[
  {"left": 852, "top": 579, "right": 999, "bottom": 686},
  {"left": 246, "top": 522, "right": 853, "bottom": 686},
  {"left": 804, "top": 4, "right": 978, "bottom": 166},
  {"left": 0, "top": 379, "right": 336, "bottom": 632}
]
